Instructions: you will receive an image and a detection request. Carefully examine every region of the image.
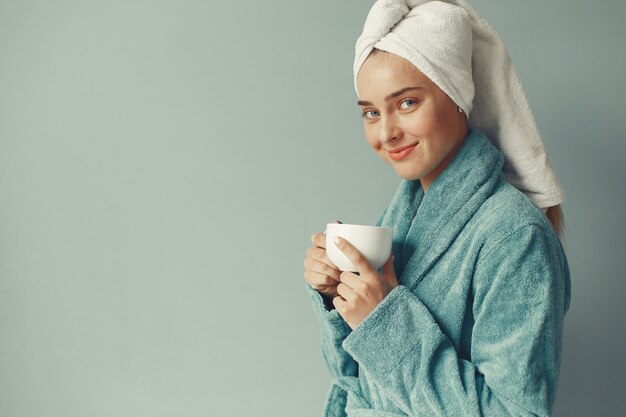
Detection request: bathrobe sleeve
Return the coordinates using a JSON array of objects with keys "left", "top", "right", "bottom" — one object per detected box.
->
[
  {"left": 341, "top": 224, "right": 569, "bottom": 416},
  {"left": 304, "top": 209, "right": 389, "bottom": 379},
  {"left": 305, "top": 283, "right": 358, "bottom": 378}
]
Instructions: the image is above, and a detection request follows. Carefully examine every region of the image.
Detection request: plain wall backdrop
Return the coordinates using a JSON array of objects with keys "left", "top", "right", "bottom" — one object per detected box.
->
[{"left": 1, "top": 0, "right": 624, "bottom": 416}]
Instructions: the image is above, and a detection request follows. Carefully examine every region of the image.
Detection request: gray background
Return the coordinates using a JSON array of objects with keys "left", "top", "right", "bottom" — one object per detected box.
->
[{"left": 1, "top": 0, "right": 624, "bottom": 416}]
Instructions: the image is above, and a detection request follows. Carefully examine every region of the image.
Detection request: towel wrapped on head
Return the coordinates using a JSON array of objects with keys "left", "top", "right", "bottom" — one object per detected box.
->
[{"left": 354, "top": 0, "right": 565, "bottom": 209}]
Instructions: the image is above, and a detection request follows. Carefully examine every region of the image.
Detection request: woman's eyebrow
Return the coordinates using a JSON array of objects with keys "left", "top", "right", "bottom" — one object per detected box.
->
[{"left": 357, "top": 86, "right": 424, "bottom": 106}]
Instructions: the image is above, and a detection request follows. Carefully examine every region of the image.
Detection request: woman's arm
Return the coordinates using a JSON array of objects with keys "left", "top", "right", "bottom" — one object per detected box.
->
[
  {"left": 341, "top": 224, "right": 570, "bottom": 416},
  {"left": 304, "top": 223, "right": 357, "bottom": 378},
  {"left": 304, "top": 210, "right": 389, "bottom": 378}
]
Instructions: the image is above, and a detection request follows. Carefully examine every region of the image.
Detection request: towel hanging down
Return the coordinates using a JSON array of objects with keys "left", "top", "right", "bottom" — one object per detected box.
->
[{"left": 353, "top": 0, "right": 565, "bottom": 209}]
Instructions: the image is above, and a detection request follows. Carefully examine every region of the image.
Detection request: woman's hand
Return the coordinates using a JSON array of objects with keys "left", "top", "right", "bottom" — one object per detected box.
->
[
  {"left": 332, "top": 236, "right": 398, "bottom": 330},
  {"left": 303, "top": 223, "right": 343, "bottom": 301}
]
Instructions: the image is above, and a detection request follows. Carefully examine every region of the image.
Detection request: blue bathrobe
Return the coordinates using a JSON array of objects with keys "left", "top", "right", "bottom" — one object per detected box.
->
[{"left": 306, "top": 128, "right": 571, "bottom": 416}]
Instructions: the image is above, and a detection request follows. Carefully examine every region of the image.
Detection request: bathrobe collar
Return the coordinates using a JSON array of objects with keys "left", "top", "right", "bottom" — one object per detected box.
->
[{"left": 380, "top": 127, "right": 504, "bottom": 290}]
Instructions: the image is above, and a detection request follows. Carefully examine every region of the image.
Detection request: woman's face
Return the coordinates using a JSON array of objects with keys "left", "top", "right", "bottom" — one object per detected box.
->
[{"left": 356, "top": 50, "right": 468, "bottom": 191}]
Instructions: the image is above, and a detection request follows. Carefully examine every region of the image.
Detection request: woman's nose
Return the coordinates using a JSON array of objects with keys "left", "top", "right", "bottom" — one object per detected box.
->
[{"left": 379, "top": 116, "right": 401, "bottom": 144}]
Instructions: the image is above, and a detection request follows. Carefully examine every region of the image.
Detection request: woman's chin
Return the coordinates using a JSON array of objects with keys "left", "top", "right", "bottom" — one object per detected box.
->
[
  {"left": 382, "top": 157, "right": 422, "bottom": 180},
  {"left": 394, "top": 168, "right": 422, "bottom": 181}
]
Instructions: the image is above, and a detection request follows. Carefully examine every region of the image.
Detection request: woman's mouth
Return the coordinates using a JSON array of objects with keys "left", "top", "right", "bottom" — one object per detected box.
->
[{"left": 388, "top": 143, "right": 418, "bottom": 161}]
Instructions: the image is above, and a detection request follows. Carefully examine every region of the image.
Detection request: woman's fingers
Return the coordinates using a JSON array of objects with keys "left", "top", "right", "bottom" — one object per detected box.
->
[
  {"left": 333, "top": 236, "right": 376, "bottom": 277},
  {"left": 332, "top": 295, "right": 348, "bottom": 315},
  {"left": 304, "top": 257, "right": 341, "bottom": 282},
  {"left": 339, "top": 271, "right": 366, "bottom": 292},
  {"left": 381, "top": 254, "right": 398, "bottom": 288},
  {"left": 310, "top": 232, "right": 326, "bottom": 249},
  {"left": 311, "top": 232, "right": 325, "bottom": 249},
  {"left": 311, "top": 220, "right": 342, "bottom": 249},
  {"left": 304, "top": 270, "right": 339, "bottom": 290},
  {"left": 336, "top": 282, "right": 356, "bottom": 302},
  {"left": 306, "top": 247, "right": 340, "bottom": 275},
  {"left": 304, "top": 223, "right": 344, "bottom": 297}
]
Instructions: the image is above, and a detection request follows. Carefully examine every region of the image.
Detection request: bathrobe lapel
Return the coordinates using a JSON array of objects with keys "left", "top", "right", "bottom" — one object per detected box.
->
[{"left": 380, "top": 129, "right": 505, "bottom": 292}]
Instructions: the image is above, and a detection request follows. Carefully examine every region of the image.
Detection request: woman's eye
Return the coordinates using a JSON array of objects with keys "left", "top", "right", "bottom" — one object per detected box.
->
[
  {"left": 361, "top": 110, "right": 379, "bottom": 119},
  {"left": 399, "top": 99, "right": 417, "bottom": 110}
]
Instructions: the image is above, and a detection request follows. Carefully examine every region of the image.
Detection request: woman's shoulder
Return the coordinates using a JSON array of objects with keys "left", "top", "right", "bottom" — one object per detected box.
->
[
  {"left": 469, "top": 178, "right": 563, "bottom": 255},
  {"left": 468, "top": 179, "right": 571, "bottom": 311}
]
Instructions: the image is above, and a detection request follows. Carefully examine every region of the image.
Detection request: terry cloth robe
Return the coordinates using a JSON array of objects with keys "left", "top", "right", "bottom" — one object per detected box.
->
[{"left": 305, "top": 128, "right": 571, "bottom": 417}]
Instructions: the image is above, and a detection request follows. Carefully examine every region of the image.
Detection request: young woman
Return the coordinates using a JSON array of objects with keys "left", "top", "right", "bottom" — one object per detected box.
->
[{"left": 303, "top": 1, "right": 570, "bottom": 416}]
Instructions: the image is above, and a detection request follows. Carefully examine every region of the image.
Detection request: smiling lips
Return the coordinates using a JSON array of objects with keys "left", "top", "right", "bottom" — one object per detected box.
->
[{"left": 388, "top": 143, "right": 418, "bottom": 161}]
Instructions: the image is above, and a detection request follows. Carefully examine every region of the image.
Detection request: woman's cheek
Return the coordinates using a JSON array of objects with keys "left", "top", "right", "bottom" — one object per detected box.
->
[
  {"left": 407, "top": 109, "right": 436, "bottom": 136},
  {"left": 364, "top": 127, "right": 379, "bottom": 150}
]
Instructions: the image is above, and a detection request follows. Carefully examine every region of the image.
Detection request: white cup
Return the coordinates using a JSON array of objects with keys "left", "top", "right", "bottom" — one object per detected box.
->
[{"left": 325, "top": 223, "right": 393, "bottom": 272}]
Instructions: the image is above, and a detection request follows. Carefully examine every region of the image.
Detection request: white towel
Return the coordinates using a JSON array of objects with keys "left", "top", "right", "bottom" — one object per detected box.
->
[{"left": 354, "top": 0, "right": 565, "bottom": 209}]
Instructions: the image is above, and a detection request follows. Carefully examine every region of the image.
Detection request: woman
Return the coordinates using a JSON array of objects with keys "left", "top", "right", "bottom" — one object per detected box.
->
[{"left": 303, "top": 1, "right": 570, "bottom": 416}]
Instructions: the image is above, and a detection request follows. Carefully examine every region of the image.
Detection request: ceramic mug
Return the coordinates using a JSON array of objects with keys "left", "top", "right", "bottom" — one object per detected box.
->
[{"left": 325, "top": 223, "right": 393, "bottom": 272}]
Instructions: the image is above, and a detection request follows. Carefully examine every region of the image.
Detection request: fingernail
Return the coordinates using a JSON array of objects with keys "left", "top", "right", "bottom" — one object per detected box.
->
[{"left": 333, "top": 236, "right": 340, "bottom": 245}]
